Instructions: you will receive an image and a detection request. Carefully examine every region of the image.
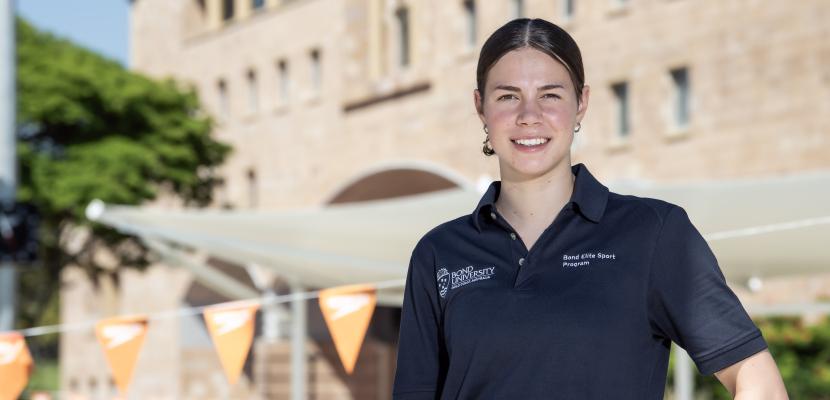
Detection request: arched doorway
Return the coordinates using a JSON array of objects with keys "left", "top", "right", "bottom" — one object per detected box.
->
[{"left": 327, "top": 167, "right": 462, "bottom": 204}]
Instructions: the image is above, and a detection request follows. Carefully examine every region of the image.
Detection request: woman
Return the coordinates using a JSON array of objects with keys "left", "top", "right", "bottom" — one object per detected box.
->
[{"left": 392, "top": 18, "right": 788, "bottom": 399}]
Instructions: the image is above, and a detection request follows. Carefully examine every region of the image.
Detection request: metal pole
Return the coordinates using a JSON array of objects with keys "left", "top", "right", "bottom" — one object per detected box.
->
[
  {"left": 245, "top": 263, "right": 282, "bottom": 341},
  {"left": 673, "top": 344, "right": 694, "bottom": 400},
  {"left": 261, "top": 289, "right": 280, "bottom": 341},
  {"left": 0, "top": 0, "right": 18, "bottom": 332},
  {"left": 291, "top": 282, "right": 307, "bottom": 400}
]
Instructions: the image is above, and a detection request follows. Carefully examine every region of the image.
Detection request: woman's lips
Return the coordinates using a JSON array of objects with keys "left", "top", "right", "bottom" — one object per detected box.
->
[{"left": 510, "top": 137, "right": 550, "bottom": 152}]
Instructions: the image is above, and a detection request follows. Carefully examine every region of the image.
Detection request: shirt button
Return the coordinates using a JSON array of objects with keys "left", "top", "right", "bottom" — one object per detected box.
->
[
  {"left": 510, "top": 232, "right": 517, "bottom": 240},
  {"left": 518, "top": 257, "right": 525, "bottom": 266},
  {"left": 490, "top": 212, "right": 497, "bottom": 220}
]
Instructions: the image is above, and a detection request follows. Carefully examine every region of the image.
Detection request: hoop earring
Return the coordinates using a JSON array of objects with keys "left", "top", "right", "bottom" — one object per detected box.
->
[{"left": 574, "top": 122, "right": 582, "bottom": 133}]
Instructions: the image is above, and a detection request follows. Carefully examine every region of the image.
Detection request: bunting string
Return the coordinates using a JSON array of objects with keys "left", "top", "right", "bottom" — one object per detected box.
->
[{"left": 14, "top": 278, "right": 406, "bottom": 337}]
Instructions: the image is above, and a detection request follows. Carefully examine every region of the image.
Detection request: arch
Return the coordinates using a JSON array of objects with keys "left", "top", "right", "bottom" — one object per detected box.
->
[{"left": 324, "top": 160, "right": 473, "bottom": 205}]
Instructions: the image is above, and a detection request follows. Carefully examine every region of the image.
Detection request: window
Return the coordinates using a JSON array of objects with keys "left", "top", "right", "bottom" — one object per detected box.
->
[
  {"left": 670, "top": 67, "right": 690, "bottom": 128},
  {"left": 395, "top": 6, "right": 410, "bottom": 67},
  {"left": 222, "top": 0, "right": 235, "bottom": 21},
  {"left": 463, "top": 0, "right": 477, "bottom": 48},
  {"left": 310, "top": 49, "right": 322, "bottom": 94},
  {"left": 562, "top": 0, "right": 575, "bottom": 20},
  {"left": 218, "top": 178, "right": 232, "bottom": 209},
  {"left": 217, "top": 79, "right": 229, "bottom": 120},
  {"left": 511, "top": 0, "right": 524, "bottom": 19},
  {"left": 108, "top": 378, "right": 117, "bottom": 398},
  {"left": 611, "top": 82, "right": 629, "bottom": 137},
  {"left": 252, "top": 0, "right": 265, "bottom": 10},
  {"left": 246, "top": 69, "right": 258, "bottom": 114},
  {"left": 247, "top": 169, "right": 258, "bottom": 208},
  {"left": 277, "top": 59, "right": 289, "bottom": 105}
]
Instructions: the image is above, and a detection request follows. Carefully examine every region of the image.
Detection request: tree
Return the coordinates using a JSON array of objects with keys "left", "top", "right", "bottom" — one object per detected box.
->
[
  {"left": 695, "top": 316, "right": 830, "bottom": 399},
  {"left": 14, "top": 18, "right": 231, "bottom": 346}
]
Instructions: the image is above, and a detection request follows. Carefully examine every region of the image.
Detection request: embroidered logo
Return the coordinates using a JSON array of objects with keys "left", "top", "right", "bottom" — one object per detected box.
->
[
  {"left": 437, "top": 268, "right": 450, "bottom": 298},
  {"left": 436, "top": 265, "right": 495, "bottom": 298},
  {"left": 562, "top": 251, "right": 617, "bottom": 268}
]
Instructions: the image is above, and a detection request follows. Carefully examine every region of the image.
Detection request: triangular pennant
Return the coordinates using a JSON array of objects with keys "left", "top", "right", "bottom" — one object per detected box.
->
[
  {"left": 0, "top": 332, "right": 33, "bottom": 400},
  {"left": 203, "top": 301, "right": 259, "bottom": 385},
  {"left": 94, "top": 315, "right": 148, "bottom": 395},
  {"left": 318, "top": 284, "right": 377, "bottom": 374}
]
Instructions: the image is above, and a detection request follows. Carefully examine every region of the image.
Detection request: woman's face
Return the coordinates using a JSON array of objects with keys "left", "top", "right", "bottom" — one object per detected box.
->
[{"left": 475, "top": 47, "right": 589, "bottom": 181}]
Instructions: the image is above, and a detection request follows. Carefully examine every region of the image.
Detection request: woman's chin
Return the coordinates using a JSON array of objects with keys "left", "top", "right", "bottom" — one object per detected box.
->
[{"left": 503, "top": 162, "right": 559, "bottom": 180}]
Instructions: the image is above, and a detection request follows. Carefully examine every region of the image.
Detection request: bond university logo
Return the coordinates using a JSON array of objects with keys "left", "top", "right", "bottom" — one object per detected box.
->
[
  {"left": 436, "top": 265, "right": 496, "bottom": 298},
  {"left": 100, "top": 323, "right": 145, "bottom": 349},
  {"left": 324, "top": 293, "right": 372, "bottom": 321},
  {"left": 210, "top": 308, "right": 253, "bottom": 335},
  {"left": 437, "top": 268, "right": 450, "bottom": 298},
  {"left": 0, "top": 340, "right": 23, "bottom": 365}
]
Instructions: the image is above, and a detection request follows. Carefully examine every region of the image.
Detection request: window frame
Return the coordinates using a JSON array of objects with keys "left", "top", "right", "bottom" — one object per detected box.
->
[{"left": 611, "top": 81, "right": 630, "bottom": 138}]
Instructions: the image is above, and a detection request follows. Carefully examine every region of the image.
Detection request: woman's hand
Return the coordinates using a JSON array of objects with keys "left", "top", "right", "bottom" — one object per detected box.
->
[{"left": 714, "top": 349, "right": 788, "bottom": 399}]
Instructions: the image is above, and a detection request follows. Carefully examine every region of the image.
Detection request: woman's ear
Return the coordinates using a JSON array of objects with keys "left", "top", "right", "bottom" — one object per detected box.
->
[
  {"left": 474, "top": 89, "right": 486, "bottom": 125},
  {"left": 576, "top": 84, "right": 590, "bottom": 122}
]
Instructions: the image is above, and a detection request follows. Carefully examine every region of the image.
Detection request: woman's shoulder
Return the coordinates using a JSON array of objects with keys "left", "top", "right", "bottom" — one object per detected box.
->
[
  {"left": 606, "top": 190, "right": 684, "bottom": 225},
  {"left": 411, "top": 213, "right": 476, "bottom": 252},
  {"left": 422, "top": 213, "right": 475, "bottom": 239}
]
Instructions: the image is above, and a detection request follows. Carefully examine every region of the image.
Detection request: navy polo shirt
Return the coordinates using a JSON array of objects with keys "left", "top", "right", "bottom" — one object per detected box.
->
[{"left": 393, "top": 163, "right": 767, "bottom": 399}]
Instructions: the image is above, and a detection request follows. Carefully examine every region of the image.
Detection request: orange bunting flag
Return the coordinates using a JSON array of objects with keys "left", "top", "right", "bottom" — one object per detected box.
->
[
  {"left": 203, "top": 302, "right": 259, "bottom": 385},
  {"left": 0, "top": 332, "right": 33, "bottom": 400},
  {"left": 94, "top": 315, "right": 149, "bottom": 396},
  {"left": 318, "top": 284, "right": 377, "bottom": 374}
]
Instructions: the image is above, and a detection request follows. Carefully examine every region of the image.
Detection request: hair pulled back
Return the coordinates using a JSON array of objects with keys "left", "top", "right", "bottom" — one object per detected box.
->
[{"left": 476, "top": 18, "right": 585, "bottom": 106}]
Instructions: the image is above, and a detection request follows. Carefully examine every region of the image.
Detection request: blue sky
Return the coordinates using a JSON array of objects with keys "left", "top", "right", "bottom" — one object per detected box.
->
[{"left": 16, "top": 0, "right": 129, "bottom": 66}]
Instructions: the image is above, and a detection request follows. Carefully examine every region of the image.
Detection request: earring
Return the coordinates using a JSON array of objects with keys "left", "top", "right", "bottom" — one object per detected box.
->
[
  {"left": 574, "top": 122, "right": 582, "bottom": 133},
  {"left": 483, "top": 136, "right": 493, "bottom": 151},
  {"left": 482, "top": 124, "right": 495, "bottom": 155}
]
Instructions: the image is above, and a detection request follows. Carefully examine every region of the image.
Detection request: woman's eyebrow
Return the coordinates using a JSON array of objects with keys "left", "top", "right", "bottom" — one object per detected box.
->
[
  {"left": 538, "top": 84, "right": 566, "bottom": 91},
  {"left": 493, "top": 84, "right": 566, "bottom": 92}
]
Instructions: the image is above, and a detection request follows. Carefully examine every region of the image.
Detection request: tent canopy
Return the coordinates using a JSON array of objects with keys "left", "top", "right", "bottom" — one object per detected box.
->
[{"left": 87, "top": 169, "right": 830, "bottom": 306}]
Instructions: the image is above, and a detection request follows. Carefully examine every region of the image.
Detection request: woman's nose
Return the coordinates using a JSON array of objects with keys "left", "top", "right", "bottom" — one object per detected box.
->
[{"left": 517, "top": 98, "right": 542, "bottom": 126}]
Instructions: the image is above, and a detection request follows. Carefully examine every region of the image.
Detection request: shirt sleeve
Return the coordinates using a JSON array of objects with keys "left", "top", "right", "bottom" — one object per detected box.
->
[
  {"left": 647, "top": 205, "right": 768, "bottom": 375},
  {"left": 392, "top": 238, "right": 447, "bottom": 399}
]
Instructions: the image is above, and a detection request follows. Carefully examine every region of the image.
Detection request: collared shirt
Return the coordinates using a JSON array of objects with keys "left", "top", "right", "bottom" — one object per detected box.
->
[{"left": 392, "top": 163, "right": 767, "bottom": 400}]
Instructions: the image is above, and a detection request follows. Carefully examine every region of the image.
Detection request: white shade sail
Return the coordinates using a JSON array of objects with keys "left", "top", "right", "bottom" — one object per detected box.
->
[{"left": 87, "top": 169, "right": 830, "bottom": 306}]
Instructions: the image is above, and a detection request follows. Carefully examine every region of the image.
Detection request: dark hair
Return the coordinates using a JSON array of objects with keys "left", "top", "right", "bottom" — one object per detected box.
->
[{"left": 476, "top": 18, "right": 585, "bottom": 107}]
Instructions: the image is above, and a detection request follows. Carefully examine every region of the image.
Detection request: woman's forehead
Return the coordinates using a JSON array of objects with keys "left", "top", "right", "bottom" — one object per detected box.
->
[{"left": 487, "top": 49, "right": 572, "bottom": 87}]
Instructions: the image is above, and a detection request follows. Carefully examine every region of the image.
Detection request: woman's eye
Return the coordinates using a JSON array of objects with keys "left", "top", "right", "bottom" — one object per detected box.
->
[
  {"left": 542, "top": 93, "right": 560, "bottom": 99},
  {"left": 497, "top": 94, "right": 517, "bottom": 101}
]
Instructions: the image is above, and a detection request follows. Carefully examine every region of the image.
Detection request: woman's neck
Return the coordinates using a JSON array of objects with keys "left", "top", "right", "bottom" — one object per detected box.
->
[{"left": 494, "top": 163, "right": 576, "bottom": 229}]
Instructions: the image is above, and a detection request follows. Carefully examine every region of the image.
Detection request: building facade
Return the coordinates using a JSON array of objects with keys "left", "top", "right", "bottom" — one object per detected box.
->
[{"left": 60, "top": 0, "right": 830, "bottom": 398}]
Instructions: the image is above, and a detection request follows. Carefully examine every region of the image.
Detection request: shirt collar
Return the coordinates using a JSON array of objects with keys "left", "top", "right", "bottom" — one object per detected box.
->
[{"left": 472, "top": 163, "right": 610, "bottom": 232}]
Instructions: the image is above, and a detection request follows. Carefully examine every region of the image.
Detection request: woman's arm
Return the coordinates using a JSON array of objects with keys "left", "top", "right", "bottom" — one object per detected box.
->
[
  {"left": 393, "top": 239, "right": 446, "bottom": 400},
  {"left": 714, "top": 350, "right": 788, "bottom": 399}
]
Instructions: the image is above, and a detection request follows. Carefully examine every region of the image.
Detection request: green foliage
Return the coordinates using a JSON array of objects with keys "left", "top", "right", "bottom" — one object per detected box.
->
[
  {"left": 16, "top": 18, "right": 230, "bottom": 218},
  {"left": 13, "top": 18, "right": 231, "bottom": 343},
  {"left": 688, "top": 316, "right": 830, "bottom": 399},
  {"left": 24, "top": 357, "right": 59, "bottom": 394}
]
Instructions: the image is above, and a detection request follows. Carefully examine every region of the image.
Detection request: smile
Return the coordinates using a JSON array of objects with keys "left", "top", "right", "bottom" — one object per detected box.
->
[{"left": 511, "top": 137, "right": 550, "bottom": 147}]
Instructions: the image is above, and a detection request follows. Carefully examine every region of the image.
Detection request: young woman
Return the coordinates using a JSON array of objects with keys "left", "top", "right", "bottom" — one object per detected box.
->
[{"left": 393, "top": 18, "right": 788, "bottom": 399}]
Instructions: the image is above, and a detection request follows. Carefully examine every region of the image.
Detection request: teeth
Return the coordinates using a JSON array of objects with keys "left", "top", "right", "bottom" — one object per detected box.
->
[{"left": 513, "top": 138, "right": 549, "bottom": 146}]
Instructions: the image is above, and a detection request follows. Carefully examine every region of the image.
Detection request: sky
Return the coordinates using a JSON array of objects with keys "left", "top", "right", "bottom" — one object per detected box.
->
[{"left": 16, "top": 0, "right": 129, "bottom": 66}]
